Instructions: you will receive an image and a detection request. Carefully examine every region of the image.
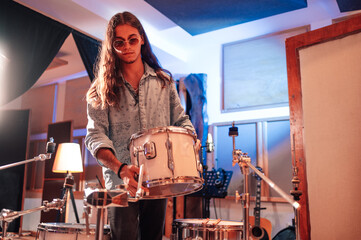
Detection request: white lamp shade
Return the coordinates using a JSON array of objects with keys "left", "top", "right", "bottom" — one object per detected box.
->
[{"left": 52, "top": 143, "right": 83, "bottom": 173}]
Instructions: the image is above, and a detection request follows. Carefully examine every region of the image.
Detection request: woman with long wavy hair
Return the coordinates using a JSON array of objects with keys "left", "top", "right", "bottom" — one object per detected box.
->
[{"left": 85, "top": 12, "right": 194, "bottom": 240}]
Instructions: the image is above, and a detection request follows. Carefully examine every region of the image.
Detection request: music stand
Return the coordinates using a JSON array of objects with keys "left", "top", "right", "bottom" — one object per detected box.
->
[{"left": 191, "top": 168, "right": 232, "bottom": 218}]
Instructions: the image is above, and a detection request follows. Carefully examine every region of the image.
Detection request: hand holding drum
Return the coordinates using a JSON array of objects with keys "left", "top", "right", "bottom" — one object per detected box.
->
[{"left": 119, "top": 164, "right": 149, "bottom": 197}]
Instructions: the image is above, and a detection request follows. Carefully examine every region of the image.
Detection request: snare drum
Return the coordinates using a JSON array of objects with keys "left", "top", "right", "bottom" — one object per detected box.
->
[
  {"left": 171, "top": 219, "right": 243, "bottom": 240},
  {"left": 36, "top": 223, "right": 110, "bottom": 240},
  {"left": 129, "top": 126, "right": 203, "bottom": 199}
]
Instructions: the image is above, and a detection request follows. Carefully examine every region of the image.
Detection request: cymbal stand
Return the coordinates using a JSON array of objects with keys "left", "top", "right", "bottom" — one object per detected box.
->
[
  {"left": 229, "top": 123, "right": 251, "bottom": 240},
  {"left": 0, "top": 198, "right": 64, "bottom": 240},
  {"left": 0, "top": 138, "right": 56, "bottom": 239},
  {"left": 232, "top": 149, "right": 251, "bottom": 240},
  {"left": 229, "top": 123, "right": 300, "bottom": 240},
  {"left": 0, "top": 138, "right": 55, "bottom": 171}
]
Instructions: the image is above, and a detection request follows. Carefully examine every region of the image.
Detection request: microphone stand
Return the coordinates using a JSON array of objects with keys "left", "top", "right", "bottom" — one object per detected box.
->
[
  {"left": 199, "top": 146, "right": 210, "bottom": 218},
  {"left": 200, "top": 134, "right": 214, "bottom": 218}
]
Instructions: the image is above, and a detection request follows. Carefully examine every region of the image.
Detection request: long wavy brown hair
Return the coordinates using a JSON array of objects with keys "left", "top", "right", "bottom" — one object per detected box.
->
[{"left": 86, "top": 11, "right": 173, "bottom": 109}]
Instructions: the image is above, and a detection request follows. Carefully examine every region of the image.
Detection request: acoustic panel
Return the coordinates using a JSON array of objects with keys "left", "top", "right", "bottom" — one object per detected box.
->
[
  {"left": 336, "top": 0, "right": 361, "bottom": 12},
  {"left": 21, "top": 84, "right": 55, "bottom": 134},
  {"left": 145, "top": 0, "right": 307, "bottom": 35},
  {"left": 64, "top": 76, "right": 90, "bottom": 129}
]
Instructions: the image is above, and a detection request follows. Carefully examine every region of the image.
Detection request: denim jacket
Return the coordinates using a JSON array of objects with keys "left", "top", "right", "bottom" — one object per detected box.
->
[{"left": 85, "top": 63, "right": 194, "bottom": 189}]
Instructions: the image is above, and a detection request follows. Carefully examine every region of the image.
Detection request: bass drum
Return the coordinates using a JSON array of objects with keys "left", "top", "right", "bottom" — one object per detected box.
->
[
  {"left": 171, "top": 218, "right": 243, "bottom": 240},
  {"left": 36, "top": 223, "right": 110, "bottom": 240}
]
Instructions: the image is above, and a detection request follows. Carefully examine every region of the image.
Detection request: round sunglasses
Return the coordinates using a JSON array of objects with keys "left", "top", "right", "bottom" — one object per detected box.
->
[{"left": 113, "top": 37, "right": 140, "bottom": 50}]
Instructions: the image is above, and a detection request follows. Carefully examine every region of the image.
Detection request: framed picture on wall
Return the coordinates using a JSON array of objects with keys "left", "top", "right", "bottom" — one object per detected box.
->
[{"left": 222, "top": 26, "right": 309, "bottom": 111}]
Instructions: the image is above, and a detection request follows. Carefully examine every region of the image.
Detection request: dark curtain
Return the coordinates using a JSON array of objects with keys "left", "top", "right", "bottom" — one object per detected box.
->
[
  {"left": 72, "top": 31, "right": 101, "bottom": 82},
  {"left": 0, "top": 0, "right": 71, "bottom": 105},
  {"left": 0, "top": 110, "right": 30, "bottom": 233}
]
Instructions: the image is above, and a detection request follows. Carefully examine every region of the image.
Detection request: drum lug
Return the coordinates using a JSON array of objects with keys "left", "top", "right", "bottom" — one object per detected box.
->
[
  {"left": 144, "top": 141, "right": 156, "bottom": 159},
  {"left": 194, "top": 146, "right": 203, "bottom": 174},
  {"left": 166, "top": 138, "right": 175, "bottom": 173},
  {"left": 197, "top": 160, "right": 203, "bottom": 173}
]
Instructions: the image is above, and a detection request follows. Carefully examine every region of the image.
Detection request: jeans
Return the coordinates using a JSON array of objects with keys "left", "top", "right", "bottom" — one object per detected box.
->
[{"left": 108, "top": 198, "right": 167, "bottom": 240}]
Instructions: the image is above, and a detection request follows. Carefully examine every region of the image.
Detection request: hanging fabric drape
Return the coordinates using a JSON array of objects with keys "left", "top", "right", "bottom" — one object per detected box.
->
[
  {"left": 0, "top": 0, "right": 71, "bottom": 106},
  {"left": 183, "top": 73, "right": 208, "bottom": 164},
  {"left": 72, "top": 31, "right": 101, "bottom": 82}
]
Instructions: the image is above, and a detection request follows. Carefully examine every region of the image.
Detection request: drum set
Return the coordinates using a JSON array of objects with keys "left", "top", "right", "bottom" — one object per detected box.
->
[{"left": 0, "top": 125, "right": 301, "bottom": 240}]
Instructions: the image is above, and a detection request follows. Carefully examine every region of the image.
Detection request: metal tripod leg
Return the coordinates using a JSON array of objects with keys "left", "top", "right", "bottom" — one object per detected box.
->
[
  {"left": 67, "top": 188, "right": 80, "bottom": 223},
  {"left": 56, "top": 186, "right": 80, "bottom": 223}
]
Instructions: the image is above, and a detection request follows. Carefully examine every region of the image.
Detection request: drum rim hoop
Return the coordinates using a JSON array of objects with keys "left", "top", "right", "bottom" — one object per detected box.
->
[
  {"left": 141, "top": 177, "right": 203, "bottom": 199},
  {"left": 129, "top": 126, "right": 196, "bottom": 142},
  {"left": 37, "top": 223, "right": 110, "bottom": 234},
  {"left": 173, "top": 219, "right": 243, "bottom": 229},
  {"left": 144, "top": 176, "right": 203, "bottom": 187}
]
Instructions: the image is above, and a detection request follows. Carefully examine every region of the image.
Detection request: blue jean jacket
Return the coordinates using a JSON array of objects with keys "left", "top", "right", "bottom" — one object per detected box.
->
[{"left": 85, "top": 63, "right": 194, "bottom": 189}]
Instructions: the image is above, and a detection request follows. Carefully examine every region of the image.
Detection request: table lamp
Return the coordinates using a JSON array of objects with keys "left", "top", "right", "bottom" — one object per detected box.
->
[{"left": 52, "top": 142, "right": 83, "bottom": 223}]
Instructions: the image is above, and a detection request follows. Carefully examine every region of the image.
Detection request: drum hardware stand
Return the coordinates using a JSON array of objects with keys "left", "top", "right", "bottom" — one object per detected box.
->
[
  {"left": 0, "top": 138, "right": 56, "bottom": 238},
  {"left": 82, "top": 176, "right": 103, "bottom": 236},
  {"left": 0, "top": 198, "right": 64, "bottom": 240},
  {"left": 83, "top": 164, "right": 145, "bottom": 240},
  {"left": 229, "top": 123, "right": 301, "bottom": 240},
  {"left": 0, "top": 138, "right": 55, "bottom": 171},
  {"left": 83, "top": 204, "right": 91, "bottom": 236}
]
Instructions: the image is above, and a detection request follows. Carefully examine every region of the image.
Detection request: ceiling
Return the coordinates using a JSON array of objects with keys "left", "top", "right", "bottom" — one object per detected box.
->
[
  {"left": 144, "top": 0, "right": 308, "bottom": 36},
  {"left": 13, "top": 0, "right": 361, "bottom": 87}
]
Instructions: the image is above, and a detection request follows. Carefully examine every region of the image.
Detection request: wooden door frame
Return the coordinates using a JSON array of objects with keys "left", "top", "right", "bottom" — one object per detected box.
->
[{"left": 286, "top": 14, "right": 361, "bottom": 240}]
